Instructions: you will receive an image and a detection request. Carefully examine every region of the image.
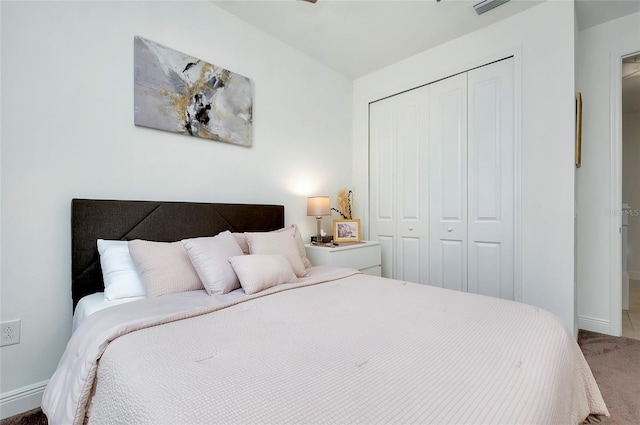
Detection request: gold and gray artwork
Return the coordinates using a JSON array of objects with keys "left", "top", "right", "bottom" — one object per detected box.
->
[{"left": 134, "top": 36, "right": 252, "bottom": 147}]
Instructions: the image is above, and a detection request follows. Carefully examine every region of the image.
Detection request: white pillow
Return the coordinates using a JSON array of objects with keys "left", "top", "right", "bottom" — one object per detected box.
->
[
  {"left": 182, "top": 231, "right": 243, "bottom": 295},
  {"left": 229, "top": 255, "right": 297, "bottom": 295},
  {"left": 129, "top": 240, "right": 203, "bottom": 297},
  {"left": 245, "top": 230, "right": 307, "bottom": 277},
  {"left": 97, "top": 239, "right": 146, "bottom": 300}
]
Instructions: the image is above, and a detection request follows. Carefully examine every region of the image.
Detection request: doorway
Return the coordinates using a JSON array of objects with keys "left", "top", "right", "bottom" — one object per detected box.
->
[{"left": 621, "top": 53, "right": 640, "bottom": 340}]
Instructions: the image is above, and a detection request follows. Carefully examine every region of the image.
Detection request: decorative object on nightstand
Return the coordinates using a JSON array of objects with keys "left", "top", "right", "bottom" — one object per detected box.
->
[
  {"left": 310, "top": 234, "right": 333, "bottom": 244},
  {"left": 307, "top": 196, "right": 331, "bottom": 245},
  {"left": 333, "top": 219, "right": 361, "bottom": 243},
  {"left": 332, "top": 189, "right": 353, "bottom": 219},
  {"left": 305, "top": 241, "right": 381, "bottom": 276},
  {"left": 331, "top": 188, "right": 360, "bottom": 243}
]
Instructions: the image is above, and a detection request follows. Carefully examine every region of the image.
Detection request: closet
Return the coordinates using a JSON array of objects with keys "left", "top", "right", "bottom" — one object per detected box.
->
[{"left": 369, "top": 58, "right": 516, "bottom": 301}]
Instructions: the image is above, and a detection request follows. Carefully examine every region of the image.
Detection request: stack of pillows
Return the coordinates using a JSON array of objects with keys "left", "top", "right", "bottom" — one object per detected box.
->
[{"left": 97, "top": 225, "right": 312, "bottom": 300}]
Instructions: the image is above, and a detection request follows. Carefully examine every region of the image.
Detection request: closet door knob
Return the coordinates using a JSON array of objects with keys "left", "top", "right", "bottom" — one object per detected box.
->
[
  {"left": 408, "top": 226, "right": 414, "bottom": 231},
  {"left": 447, "top": 227, "right": 453, "bottom": 232}
]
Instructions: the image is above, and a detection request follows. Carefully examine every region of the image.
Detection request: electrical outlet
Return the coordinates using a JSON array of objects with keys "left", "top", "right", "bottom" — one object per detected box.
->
[{"left": 1, "top": 319, "right": 21, "bottom": 347}]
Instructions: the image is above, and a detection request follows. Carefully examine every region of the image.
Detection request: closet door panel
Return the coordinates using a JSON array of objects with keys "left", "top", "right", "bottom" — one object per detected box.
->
[
  {"left": 378, "top": 235, "right": 395, "bottom": 279},
  {"left": 399, "top": 237, "right": 422, "bottom": 283},
  {"left": 469, "top": 241, "right": 502, "bottom": 297},
  {"left": 370, "top": 102, "right": 395, "bottom": 222},
  {"left": 369, "top": 100, "right": 397, "bottom": 279},
  {"left": 441, "top": 240, "right": 465, "bottom": 291},
  {"left": 396, "top": 86, "right": 430, "bottom": 283},
  {"left": 467, "top": 58, "right": 515, "bottom": 300},
  {"left": 429, "top": 73, "right": 468, "bottom": 290}
]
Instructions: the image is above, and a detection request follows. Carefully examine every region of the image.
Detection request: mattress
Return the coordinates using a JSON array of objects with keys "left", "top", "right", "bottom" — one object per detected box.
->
[{"left": 44, "top": 267, "right": 608, "bottom": 425}]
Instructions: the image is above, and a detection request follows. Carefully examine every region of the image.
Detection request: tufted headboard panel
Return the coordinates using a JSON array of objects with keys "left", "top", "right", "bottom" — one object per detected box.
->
[{"left": 71, "top": 199, "right": 285, "bottom": 309}]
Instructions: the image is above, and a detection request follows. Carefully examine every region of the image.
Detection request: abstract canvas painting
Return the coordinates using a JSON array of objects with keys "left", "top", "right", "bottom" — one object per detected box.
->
[{"left": 134, "top": 36, "right": 253, "bottom": 147}]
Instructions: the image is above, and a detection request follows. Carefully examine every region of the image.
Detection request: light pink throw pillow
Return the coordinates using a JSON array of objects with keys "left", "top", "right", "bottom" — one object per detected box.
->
[
  {"left": 229, "top": 255, "right": 297, "bottom": 295},
  {"left": 245, "top": 230, "right": 307, "bottom": 277},
  {"left": 182, "top": 231, "right": 243, "bottom": 295},
  {"left": 276, "top": 225, "right": 313, "bottom": 269},
  {"left": 129, "top": 240, "right": 203, "bottom": 297},
  {"left": 234, "top": 225, "right": 311, "bottom": 269}
]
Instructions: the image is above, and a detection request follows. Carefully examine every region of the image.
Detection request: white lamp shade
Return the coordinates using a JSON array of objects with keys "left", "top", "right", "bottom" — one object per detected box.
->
[{"left": 307, "top": 196, "right": 331, "bottom": 216}]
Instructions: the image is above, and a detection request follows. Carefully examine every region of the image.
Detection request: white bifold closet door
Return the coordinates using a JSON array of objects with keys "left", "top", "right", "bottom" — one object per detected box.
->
[
  {"left": 429, "top": 59, "right": 514, "bottom": 299},
  {"left": 428, "top": 73, "right": 468, "bottom": 292},
  {"left": 370, "top": 58, "right": 515, "bottom": 301},
  {"left": 467, "top": 60, "right": 514, "bottom": 299},
  {"left": 369, "top": 86, "right": 430, "bottom": 283}
]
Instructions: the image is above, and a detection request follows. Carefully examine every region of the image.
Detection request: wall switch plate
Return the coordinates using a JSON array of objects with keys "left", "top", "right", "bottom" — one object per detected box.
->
[{"left": 1, "top": 319, "right": 21, "bottom": 347}]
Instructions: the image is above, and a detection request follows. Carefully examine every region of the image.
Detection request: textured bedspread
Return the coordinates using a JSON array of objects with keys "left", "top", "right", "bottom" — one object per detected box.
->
[{"left": 43, "top": 267, "right": 608, "bottom": 425}]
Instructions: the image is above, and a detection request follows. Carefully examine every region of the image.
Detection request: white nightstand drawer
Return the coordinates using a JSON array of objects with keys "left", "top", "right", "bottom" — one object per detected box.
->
[
  {"left": 305, "top": 241, "right": 381, "bottom": 276},
  {"left": 324, "top": 244, "right": 379, "bottom": 269}
]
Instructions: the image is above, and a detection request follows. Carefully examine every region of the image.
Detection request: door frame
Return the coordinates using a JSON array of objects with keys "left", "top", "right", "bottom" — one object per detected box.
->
[{"left": 610, "top": 48, "right": 640, "bottom": 336}]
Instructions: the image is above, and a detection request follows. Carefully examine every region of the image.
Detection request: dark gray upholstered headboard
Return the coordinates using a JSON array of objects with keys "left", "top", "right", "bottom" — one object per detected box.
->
[{"left": 71, "top": 199, "right": 285, "bottom": 309}]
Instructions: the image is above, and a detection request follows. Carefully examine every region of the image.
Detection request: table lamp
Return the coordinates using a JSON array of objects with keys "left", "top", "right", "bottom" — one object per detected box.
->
[{"left": 307, "top": 196, "right": 331, "bottom": 244}]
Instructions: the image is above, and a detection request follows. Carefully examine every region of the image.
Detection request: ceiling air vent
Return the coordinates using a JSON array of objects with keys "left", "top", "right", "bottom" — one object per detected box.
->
[{"left": 473, "top": 0, "right": 510, "bottom": 15}]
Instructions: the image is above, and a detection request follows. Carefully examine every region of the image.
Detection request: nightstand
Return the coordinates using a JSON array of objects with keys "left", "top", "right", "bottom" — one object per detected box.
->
[{"left": 305, "top": 241, "right": 381, "bottom": 276}]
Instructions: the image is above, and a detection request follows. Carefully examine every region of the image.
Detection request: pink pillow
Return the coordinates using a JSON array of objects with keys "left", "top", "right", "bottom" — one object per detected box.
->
[
  {"left": 236, "top": 225, "right": 311, "bottom": 267},
  {"left": 276, "top": 225, "right": 312, "bottom": 269},
  {"left": 245, "top": 230, "right": 307, "bottom": 277},
  {"left": 182, "top": 231, "right": 243, "bottom": 295},
  {"left": 229, "top": 255, "right": 297, "bottom": 295},
  {"left": 129, "top": 240, "right": 203, "bottom": 297}
]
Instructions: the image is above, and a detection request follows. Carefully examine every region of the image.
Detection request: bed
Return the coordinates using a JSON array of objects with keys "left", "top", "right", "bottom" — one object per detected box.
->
[{"left": 43, "top": 199, "right": 609, "bottom": 425}]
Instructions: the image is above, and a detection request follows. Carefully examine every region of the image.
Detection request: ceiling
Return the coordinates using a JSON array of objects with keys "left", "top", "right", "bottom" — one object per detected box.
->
[
  {"left": 212, "top": 0, "right": 542, "bottom": 79},
  {"left": 212, "top": 0, "right": 640, "bottom": 111},
  {"left": 212, "top": 0, "right": 640, "bottom": 80}
]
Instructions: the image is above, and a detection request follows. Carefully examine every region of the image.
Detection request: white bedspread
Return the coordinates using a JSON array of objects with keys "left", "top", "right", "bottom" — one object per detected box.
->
[{"left": 43, "top": 267, "right": 608, "bottom": 425}]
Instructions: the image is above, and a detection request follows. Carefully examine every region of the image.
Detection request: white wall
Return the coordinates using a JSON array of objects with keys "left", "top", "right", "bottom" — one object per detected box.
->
[
  {"left": 0, "top": 1, "right": 352, "bottom": 417},
  {"left": 576, "top": 11, "right": 640, "bottom": 335},
  {"left": 623, "top": 111, "right": 640, "bottom": 278},
  {"left": 353, "top": 1, "right": 577, "bottom": 331}
]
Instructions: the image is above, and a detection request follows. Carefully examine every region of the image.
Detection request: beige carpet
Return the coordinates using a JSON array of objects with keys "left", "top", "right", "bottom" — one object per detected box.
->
[
  {"left": 578, "top": 330, "right": 640, "bottom": 424},
  {"left": 0, "top": 408, "right": 46, "bottom": 425},
  {"left": 2, "top": 330, "right": 639, "bottom": 425},
  {"left": 622, "top": 280, "right": 640, "bottom": 340}
]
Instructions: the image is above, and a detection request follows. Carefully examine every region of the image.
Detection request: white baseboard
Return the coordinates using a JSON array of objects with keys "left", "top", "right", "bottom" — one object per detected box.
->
[
  {"left": 0, "top": 380, "right": 48, "bottom": 420},
  {"left": 628, "top": 271, "right": 640, "bottom": 281},
  {"left": 579, "top": 315, "right": 612, "bottom": 335}
]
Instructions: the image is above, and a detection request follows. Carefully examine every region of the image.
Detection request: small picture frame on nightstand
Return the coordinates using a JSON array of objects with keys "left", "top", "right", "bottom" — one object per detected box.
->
[{"left": 333, "top": 219, "right": 361, "bottom": 243}]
